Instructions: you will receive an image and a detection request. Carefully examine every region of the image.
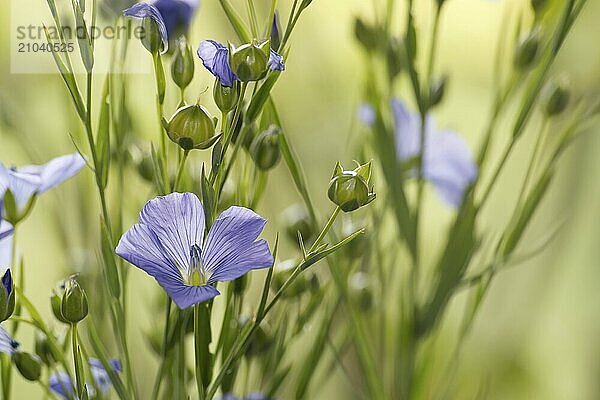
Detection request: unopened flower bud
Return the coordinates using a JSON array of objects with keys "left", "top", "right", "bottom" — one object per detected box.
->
[
  {"left": 61, "top": 277, "right": 88, "bottom": 324},
  {"left": 129, "top": 145, "right": 155, "bottom": 183},
  {"left": 1, "top": 269, "right": 15, "bottom": 322},
  {"left": 167, "top": 105, "right": 220, "bottom": 151},
  {"left": 171, "top": 37, "right": 195, "bottom": 90},
  {"left": 233, "top": 275, "right": 248, "bottom": 295},
  {"left": 229, "top": 42, "right": 270, "bottom": 82},
  {"left": 213, "top": 80, "right": 240, "bottom": 113},
  {"left": 141, "top": 17, "right": 163, "bottom": 54},
  {"left": 341, "top": 219, "right": 369, "bottom": 260},
  {"left": 282, "top": 204, "right": 315, "bottom": 243},
  {"left": 349, "top": 272, "right": 373, "bottom": 311},
  {"left": 13, "top": 352, "right": 42, "bottom": 381},
  {"left": 354, "top": 18, "right": 381, "bottom": 52},
  {"left": 328, "top": 161, "right": 376, "bottom": 212},
  {"left": 514, "top": 31, "right": 540, "bottom": 70},
  {"left": 245, "top": 324, "right": 272, "bottom": 357},
  {"left": 386, "top": 37, "right": 404, "bottom": 80},
  {"left": 545, "top": 82, "right": 570, "bottom": 116},
  {"left": 50, "top": 286, "right": 69, "bottom": 324},
  {"left": 429, "top": 75, "right": 448, "bottom": 108},
  {"left": 250, "top": 125, "right": 282, "bottom": 171},
  {"left": 35, "top": 333, "right": 56, "bottom": 366}
]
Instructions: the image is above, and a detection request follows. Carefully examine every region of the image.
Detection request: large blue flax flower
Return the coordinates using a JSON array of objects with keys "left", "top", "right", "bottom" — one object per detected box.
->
[
  {"left": 197, "top": 40, "right": 285, "bottom": 87},
  {"left": 0, "top": 153, "right": 86, "bottom": 220},
  {"left": 391, "top": 99, "right": 478, "bottom": 208},
  {"left": 124, "top": 0, "right": 200, "bottom": 50},
  {"left": 116, "top": 192, "right": 274, "bottom": 309}
]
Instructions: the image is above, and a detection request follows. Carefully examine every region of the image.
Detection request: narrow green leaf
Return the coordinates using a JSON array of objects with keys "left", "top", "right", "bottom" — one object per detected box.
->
[
  {"left": 218, "top": 0, "right": 252, "bottom": 42},
  {"left": 96, "top": 78, "right": 111, "bottom": 190},
  {"left": 71, "top": 0, "right": 94, "bottom": 71},
  {"left": 246, "top": 73, "right": 281, "bottom": 123}
]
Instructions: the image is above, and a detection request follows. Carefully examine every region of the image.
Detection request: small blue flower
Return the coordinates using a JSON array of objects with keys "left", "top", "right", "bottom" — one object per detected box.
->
[
  {"left": 0, "top": 325, "right": 19, "bottom": 355},
  {"left": 390, "top": 99, "right": 478, "bottom": 208},
  {"left": 89, "top": 358, "right": 123, "bottom": 394},
  {"left": 116, "top": 192, "right": 274, "bottom": 309},
  {"left": 218, "top": 393, "right": 270, "bottom": 400},
  {"left": 0, "top": 153, "right": 86, "bottom": 218},
  {"left": 49, "top": 358, "right": 122, "bottom": 399},
  {"left": 124, "top": 0, "right": 199, "bottom": 51},
  {"left": 197, "top": 40, "right": 285, "bottom": 87},
  {"left": 357, "top": 103, "right": 376, "bottom": 126}
]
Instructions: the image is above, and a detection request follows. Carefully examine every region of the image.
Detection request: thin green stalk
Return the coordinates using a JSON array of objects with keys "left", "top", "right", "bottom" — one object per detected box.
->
[
  {"left": 246, "top": 0, "right": 259, "bottom": 38},
  {"left": 151, "top": 297, "right": 171, "bottom": 400},
  {"left": 309, "top": 207, "right": 340, "bottom": 253},
  {"left": 71, "top": 324, "right": 85, "bottom": 399},
  {"left": 173, "top": 150, "right": 190, "bottom": 191}
]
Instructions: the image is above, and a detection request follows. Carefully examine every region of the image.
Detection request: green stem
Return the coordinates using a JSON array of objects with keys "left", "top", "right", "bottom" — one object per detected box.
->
[
  {"left": 71, "top": 324, "right": 85, "bottom": 399},
  {"left": 194, "top": 304, "right": 212, "bottom": 400},
  {"left": 173, "top": 150, "right": 190, "bottom": 191},
  {"left": 309, "top": 207, "right": 340, "bottom": 253},
  {"left": 151, "top": 297, "right": 171, "bottom": 400}
]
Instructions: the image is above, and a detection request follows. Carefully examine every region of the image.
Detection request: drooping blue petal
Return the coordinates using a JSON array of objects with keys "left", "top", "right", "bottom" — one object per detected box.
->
[
  {"left": 18, "top": 153, "right": 86, "bottom": 193},
  {"left": 245, "top": 393, "right": 269, "bottom": 400},
  {"left": 153, "top": 0, "right": 199, "bottom": 40},
  {"left": 0, "top": 326, "right": 19, "bottom": 355},
  {"left": 0, "top": 220, "right": 12, "bottom": 241},
  {"left": 124, "top": 3, "right": 169, "bottom": 51},
  {"left": 49, "top": 372, "right": 75, "bottom": 400},
  {"left": 3, "top": 170, "right": 40, "bottom": 212},
  {"left": 203, "top": 206, "right": 273, "bottom": 283},
  {"left": 391, "top": 98, "right": 421, "bottom": 160},
  {"left": 197, "top": 40, "right": 237, "bottom": 87},
  {"left": 268, "top": 49, "right": 285, "bottom": 71},
  {"left": 0, "top": 163, "right": 8, "bottom": 199}
]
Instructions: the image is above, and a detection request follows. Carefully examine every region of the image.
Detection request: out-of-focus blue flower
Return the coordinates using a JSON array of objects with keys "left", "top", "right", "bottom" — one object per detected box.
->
[
  {"left": 218, "top": 393, "right": 270, "bottom": 400},
  {"left": 357, "top": 103, "right": 376, "bottom": 126},
  {"left": 89, "top": 358, "right": 123, "bottom": 394},
  {"left": 116, "top": 192, "right": 273, "bottom": 309},
  {"left": 0, "top": 222, "right": 13, "bottom": 268},
  {"left": 391, "top": 99, "right": 478, "bottom": 208},
  {"left": 0, "top": 325, "right": 19, "bottom": 355},
  {"left": 124, "top": 0, "right": 199, "bottom": 50},
  {"left": 49, "top": 358, "right": 122, "bottom": 399},
  {"left": 0, "top": 153, "right": 86, "bottom": 220},
  {"left": 197, "top": 40, "right": 285, "bottom": 87}
]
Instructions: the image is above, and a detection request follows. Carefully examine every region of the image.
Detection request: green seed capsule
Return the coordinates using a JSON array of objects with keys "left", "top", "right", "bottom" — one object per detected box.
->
[
  {"left": 141, "top": 17, "right": 163, "bottom": 54},
  {"left": 545, "top": 82, "right": 570, "bottom": 116},
  {"left": 250, "top": 125, "right": 282, "bottom": 171},
  {"left": 228, "top": 42, "right": 270, "bottom": 82},
  {"left": 328, "top": 161, "right": 376, "bottom": 212},
  {"left": 213, "top": 80, "right": 240, "bottom": 113},
  {"left": 167, "top": 105, "right": 220, "bottom": 151},
  {"left": 35, "top": 333, "right": 56, "bottom": 366},
  {"left": 514, "top": 31, "right": 540, "bottom": 70}
]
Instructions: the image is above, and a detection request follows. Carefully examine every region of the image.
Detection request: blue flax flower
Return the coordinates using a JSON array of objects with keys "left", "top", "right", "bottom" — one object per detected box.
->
[
  {"left": 124, "top": 0, "right": 199, "bottom": 50},
  {"left": 116, "top": 192, "right": 274, "bottom": 309},
  {"left": 197, "top": 40, "right": 285, "bottom": 87},
  {"left": 0, "top": 222, "right": 13, "bottom": 268},
  {"left": 0, "top": 153, "right": 86, "bottom": 219},
  {"left": 218, "top": 393, "right": 270, "bottom": 400},
  {"left": 49, "top": 358, "right": 122, "bottom": 399},
  {"left": 391, "top": 99, "right": 478, "bottom": 208}
]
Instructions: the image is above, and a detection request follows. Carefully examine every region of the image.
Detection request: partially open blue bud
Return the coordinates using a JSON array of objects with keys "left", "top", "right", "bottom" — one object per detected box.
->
[
  {"left": 328, "top": 161, "right": 376, "bottom": 212},
  {"left": 0, "top": 269, "right": 15, "bottom": 322},
  {"left": 271, "top": 11, "right": 282, "bottom": 51},
  {"left": 61, "top": 277, "right": 89, "bottom": 324},
  {"left": 228, "top": 42, "right": 271, "bottom": 82},
  {"left": 171, "top": 36, "right": 195, "bottom": 90},
  {"left": 167, "top": 105, "right": 220, "bottom": 151},
  {"left": 250, "top": 125, "right": 282, "bottom": 171}
]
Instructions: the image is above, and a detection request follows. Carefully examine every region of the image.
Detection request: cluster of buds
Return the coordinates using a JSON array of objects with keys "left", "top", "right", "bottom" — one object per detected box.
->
[{"left": 328, "top": 161, "right": 376, "bottom": 212}]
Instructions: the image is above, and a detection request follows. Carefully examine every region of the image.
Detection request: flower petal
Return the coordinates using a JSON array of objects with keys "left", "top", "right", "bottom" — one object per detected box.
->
[
  {"left": 0, "top": 220, "right": 13, "bottom": 242},
  {"left": 5, "top": 170, "right": 40, "bottom": 211},
  {"left": 0, "top": 326, "right": 19, "bottom": 355},
  {"left": 197, "top": 40, "right": 237, "bottom": 87},
  {"left": 268, "top": 49, "right": 285, "bottom": 71},
  {"left": 17, "top": 153, "right": 86, "bottom": 193},
  {"left": 138, "top": 192, "right": 206, "bottom": 272},
  {"left": 124, "top": 3, "right": 169, "bottom": 51},
  {"left": 391, "top": 98, "right": 421, "bottom": 160},
  {"left": 161, "top": 281, "right": 220, "bottom": 309},
  {"left": 89, "top": 357, "right": 121, "bottom": 394},
  {"left": 0, "top": 163, "right": 8, "bottom": 198},
  {"left": 424, "top": 130, "right": 477, "bottom": 208},
  {"left": 0, "top": 221, "right": 13, "bottom": 267},
  {"left": 203, "top": 206, "right": 273, "bottom": 283},
  {"left": 154, "top": 0, "right": 199, "bottom": 40},
  {"left": 49, "top": 371, "right": 75, "bottom": 400}
]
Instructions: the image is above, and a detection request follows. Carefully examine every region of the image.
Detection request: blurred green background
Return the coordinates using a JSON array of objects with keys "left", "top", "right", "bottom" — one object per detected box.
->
[{"left": 1, "top": 0, "right": 599, "bottom": 398}]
